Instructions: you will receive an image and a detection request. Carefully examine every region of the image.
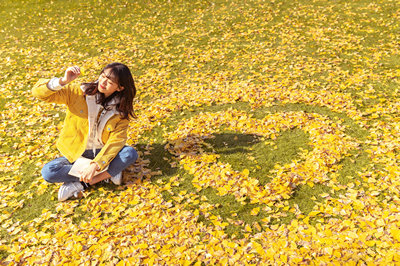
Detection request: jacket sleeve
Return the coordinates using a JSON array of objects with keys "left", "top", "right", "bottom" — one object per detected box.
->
[
  {"left": 92, "top": 118, "right": 129, "bottom": 172},
  {"left": 31, "top": 78, "right": 74, "bottom": 105}
]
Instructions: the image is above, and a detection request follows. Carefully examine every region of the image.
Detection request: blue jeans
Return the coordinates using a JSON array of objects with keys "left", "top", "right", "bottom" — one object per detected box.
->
[{"left": 41, "top": 146, "right": 138, "bottom": 183}]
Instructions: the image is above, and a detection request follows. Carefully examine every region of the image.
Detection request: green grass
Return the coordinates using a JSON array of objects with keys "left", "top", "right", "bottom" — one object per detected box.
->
[
  {"left": 0, "top": 98, "right": 6, "bottom": 111},
  {"left": 0, "top": 0, "right": 398, "bottom": 260}
]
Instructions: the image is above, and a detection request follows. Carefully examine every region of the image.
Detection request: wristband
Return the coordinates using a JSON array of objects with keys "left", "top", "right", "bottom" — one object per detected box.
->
[{"left": 47, "top": 77, "right": 64, "bottom": 91}]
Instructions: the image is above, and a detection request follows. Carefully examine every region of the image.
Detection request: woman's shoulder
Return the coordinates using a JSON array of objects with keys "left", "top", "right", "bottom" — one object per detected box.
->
[
  {"left": 109, "top": 113, "right": 130, "bottom": 127},
  {"left": 63, "top": 82, "right": 85, "bottom": 100},
  {"left": 70, "top": 82, "right": 85, "bottom": 94}
]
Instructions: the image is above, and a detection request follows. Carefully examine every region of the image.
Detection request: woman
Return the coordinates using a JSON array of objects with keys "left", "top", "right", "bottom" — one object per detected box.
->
[{"left": 32, "top": 63, "right": 138, "bottom": 201}]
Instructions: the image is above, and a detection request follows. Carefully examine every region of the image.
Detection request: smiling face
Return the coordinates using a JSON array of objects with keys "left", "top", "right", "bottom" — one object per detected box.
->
[{"left": 97, "top": 68, "right": 123, "bottom": 98}]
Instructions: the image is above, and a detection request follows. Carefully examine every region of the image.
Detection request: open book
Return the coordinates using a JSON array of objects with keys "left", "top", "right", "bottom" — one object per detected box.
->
[{"left": 68, "top": 157, "right": 109, "bottom": 178}]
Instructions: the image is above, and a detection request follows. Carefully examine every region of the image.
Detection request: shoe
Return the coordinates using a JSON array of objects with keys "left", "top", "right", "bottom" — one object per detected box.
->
[
  {"left": 110, "top": 172, "right": 122, "bottom": 185},
  {"left": 58, "top": 182, "right": 84, "bottom": 201}
]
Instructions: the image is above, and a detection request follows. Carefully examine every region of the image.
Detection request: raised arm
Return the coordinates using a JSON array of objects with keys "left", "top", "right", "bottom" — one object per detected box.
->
[{"left": 32, "top": 66, "right": 81, "bottom": 104}]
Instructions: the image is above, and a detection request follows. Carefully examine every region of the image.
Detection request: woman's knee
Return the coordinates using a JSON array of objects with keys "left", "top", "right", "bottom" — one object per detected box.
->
[
  {"left": 120, "top": 146, "right": 138, "bottom": 164},
  {"left": 41, "top": 158, "right": 68, "bottom": 183},
  {"left": 41, "top": 163, "right": 57, "bottom": 183}
]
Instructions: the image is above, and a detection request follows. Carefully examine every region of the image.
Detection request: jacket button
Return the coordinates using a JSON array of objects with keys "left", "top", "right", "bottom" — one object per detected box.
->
[{"left": 80, "top": 110, "right": 83, "bottom": 113}]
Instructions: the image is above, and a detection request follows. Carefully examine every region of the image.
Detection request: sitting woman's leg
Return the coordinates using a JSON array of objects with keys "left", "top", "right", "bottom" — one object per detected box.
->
[
  {"left": 89, "top": 146, "right": 138, "bottom": 185},
  {"left": 42, "top": 157, "right": 80, "bottom": 183}
]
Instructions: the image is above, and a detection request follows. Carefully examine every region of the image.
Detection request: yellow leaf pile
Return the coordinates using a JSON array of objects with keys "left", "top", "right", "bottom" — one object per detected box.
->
[{"left": 166, "top": 109, "right": 358, "bottom": 203}]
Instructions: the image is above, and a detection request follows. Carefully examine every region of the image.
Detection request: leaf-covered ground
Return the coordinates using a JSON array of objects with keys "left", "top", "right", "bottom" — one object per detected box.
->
[{"left": 1, "top": 0, "right": 400, "bottom": 264}]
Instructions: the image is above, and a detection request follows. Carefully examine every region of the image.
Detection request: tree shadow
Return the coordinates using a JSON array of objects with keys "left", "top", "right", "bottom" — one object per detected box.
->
[
  {"left": 104, "top": 129, "right": 310, "bottom": 191},
  {"left": 203, "top": 133, "right": 262, "bottom": 154},
  {"left": 117, "top": 142, "right": 178, "bottom": 185},
  {"left": 137, "top": 142, "right": 178, "bottom": 177},
  {"left": 116, "top": 133, "right": 263, "bottom": 185}
]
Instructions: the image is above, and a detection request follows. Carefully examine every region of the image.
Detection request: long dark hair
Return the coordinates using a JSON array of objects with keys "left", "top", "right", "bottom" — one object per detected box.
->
[{"left": 82, "top": 63, "right": 136, "bottom": 120}]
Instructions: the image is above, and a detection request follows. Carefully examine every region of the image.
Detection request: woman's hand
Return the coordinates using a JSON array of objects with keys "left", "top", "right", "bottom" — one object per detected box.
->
[
  {"left": 79, "top": 162, "right": 99, "bottom": 184},
  {"left": 59, "top": 66, "right": 81, "bottom": 86}
]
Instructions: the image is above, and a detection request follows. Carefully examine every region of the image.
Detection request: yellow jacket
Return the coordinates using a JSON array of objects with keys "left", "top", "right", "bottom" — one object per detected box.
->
[{"left": 32, "top": 79, "right": 129, "bottom": 171}]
